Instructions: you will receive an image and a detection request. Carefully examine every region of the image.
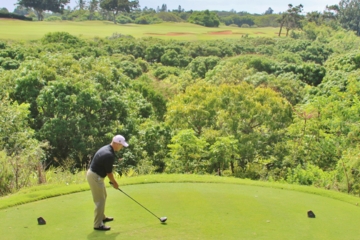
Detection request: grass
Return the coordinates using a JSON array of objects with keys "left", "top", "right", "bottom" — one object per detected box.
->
[
  {"left": 0, "top": 19, "right": 281, "bottom": 41},
  {"left": 1, "top": 174, "right": 360, "bottom": 239}
]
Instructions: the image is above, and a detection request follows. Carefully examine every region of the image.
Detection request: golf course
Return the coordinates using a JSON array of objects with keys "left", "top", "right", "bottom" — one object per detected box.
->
[
  {"left": 2, "top": 6, "right": 360, "bottom": 239},
  {"left": 0, "top": 174, "right": 360, "bottom": 240},
  {"left": 0, "top": 20, "right": 280, "bottom": 41}
]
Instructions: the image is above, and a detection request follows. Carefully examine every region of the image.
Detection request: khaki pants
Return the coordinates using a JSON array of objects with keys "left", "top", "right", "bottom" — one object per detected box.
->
[{"left": 87, "top": 169, "right": 107, "bottom": 228}]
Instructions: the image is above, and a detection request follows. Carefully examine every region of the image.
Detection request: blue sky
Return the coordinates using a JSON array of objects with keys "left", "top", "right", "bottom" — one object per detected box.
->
[{"left": 2, "top": 0, "right": 340, "bottom": 14}]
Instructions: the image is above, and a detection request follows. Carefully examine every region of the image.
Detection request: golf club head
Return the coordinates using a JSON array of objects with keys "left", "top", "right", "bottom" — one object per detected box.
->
[{"left": 160, "top": 217, "right": 167, "bottom": 223}]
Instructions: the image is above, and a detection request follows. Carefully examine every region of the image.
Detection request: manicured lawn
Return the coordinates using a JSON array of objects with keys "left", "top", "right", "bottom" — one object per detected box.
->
[
  {"left": 1, "top": 175, "right": 360, "bottom": 239},
  {"left": 0, "top": 19, "right": 280, "bottom": 41}
]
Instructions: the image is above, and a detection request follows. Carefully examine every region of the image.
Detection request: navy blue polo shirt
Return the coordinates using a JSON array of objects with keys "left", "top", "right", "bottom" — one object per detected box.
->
[{"left": 89, "top": 145, "right": 115, "bottom": 178}]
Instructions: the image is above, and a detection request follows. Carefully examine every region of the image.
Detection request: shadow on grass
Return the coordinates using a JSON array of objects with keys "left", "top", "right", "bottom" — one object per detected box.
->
[{"left": 87, "top": 230, "right": 120, "bottom": 239}]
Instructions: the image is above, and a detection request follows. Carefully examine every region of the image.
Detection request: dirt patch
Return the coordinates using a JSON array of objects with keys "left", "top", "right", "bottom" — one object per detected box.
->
[
  {"left": 254, "top": 32, "right": 265, "bottom": 34},
  {"left": 275, "top": 32, "right": 286, "bottom": 35},
  {"left": 232, "top": 32, "right": 246, "bottom": 35},
  {"left": 208, "top": 30, "right": 232, "bottom": 35}
]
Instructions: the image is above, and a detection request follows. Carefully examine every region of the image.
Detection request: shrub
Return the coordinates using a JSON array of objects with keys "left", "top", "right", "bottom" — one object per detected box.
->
[
  {"left": 117, "top": 60, "right": 143, "bottom": 79},
  {"left": 116, "top": 15, "right": 134, "bottom": 24},
  {"left": 135, "top": 15, "right": 162, "bottom": 24},
  {"left": 157, "top": 12, "right": 184, "bottom": 22},
  {"left": 1, "top": 58, "right": 20, "bottom": 70},
  {"left": 153, "top": 66, "right": 181, "bottom": 80},
  {"left": 188, "top": 10, "right": 220, "bottom": 27},
  {"left": 187, "top": 56, "right": 221, "bottom": 78},
  {"left": 44, "top": 16, "right": 62, "bottom": 21},
  {"left": 42, "top": 32, "right": 83, "bottom": 46}
]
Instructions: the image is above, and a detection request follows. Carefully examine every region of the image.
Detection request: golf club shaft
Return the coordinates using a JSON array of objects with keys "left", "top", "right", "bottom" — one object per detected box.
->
[{"left": 110, "top": 182, "right": 161, "bottom": 220}]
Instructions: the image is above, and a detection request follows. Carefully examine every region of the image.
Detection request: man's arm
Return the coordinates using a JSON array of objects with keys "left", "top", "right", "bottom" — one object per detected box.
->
[{"left": 107, "top": 172, "right": 119, "bottom": 189}]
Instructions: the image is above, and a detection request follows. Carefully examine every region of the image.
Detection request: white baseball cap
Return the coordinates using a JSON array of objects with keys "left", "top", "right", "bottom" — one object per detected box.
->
[{"left": 112, "top": 135, "right": 129, "bottom": 147}]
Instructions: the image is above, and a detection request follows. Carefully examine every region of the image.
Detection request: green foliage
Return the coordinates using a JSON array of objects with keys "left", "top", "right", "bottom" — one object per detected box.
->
[
  {"left": 41, "top": 32, "right": 83, "bottom": 46},
  {"left": 132, "top": 78, "right": 167, "bottom": 120},
  {"left": 337, "top": 0, "right": 360, "bottom": 36},
  {"left": 205, "top": 60, "right": 254, "bottom": 84},
  {"left": 44, "top": 16, "right": 62, "bottom": 21},
  {"left": 223, "top": 15, "right": 255, "bottom": 27},
  {"left": 135, "top": 14, "right": 162, "bottom": 24},
  {"left": 17, "top": 0, "right": 69, "bottom": 21},
  {"left": 188, "top": 10, "right": 220, "bottom": 27},
  {"left": 0, "top": 12, "right": 32, "bottom": 21},
  {"left": 187, "top": 56, "right": 220, "bottom": 78},
  {"left": 116, "top": 14, "right": 134, "bottom": 24},
  {"left": 4, "top": 20, "right": 360, "bottom": 195},
  {"left": 153, "top": 65, "right": 181, "bottom": 80},
  {"left": 298, "top": 42, "right": 333, "bottom": 64},
  {"left": 145, "top": 44, "right": 165, "bottom": 62},
  {"left": 1, "top": 58, "right": 20, "bottom": 70},
  {"left": 274, "top": 62, "right": 326, "bottom": 86},
  {"left": 157, "top": 12, "right": 184, "bottom": 22},
  {"left": 167, "top": 129, "right": 209, "bottom": 173},
  {"left": 0, "top": 97, "right": 46, "bottom": 195},
  {"left": 324, "top": 50, "right": 360, "bottom": 72},
  {"left": 114, "top": 60, "right": 143, "bottom": 79},
  {"left": 100, "top": 0, "right": 139, "bottom": 24},
  {"left": 166, "top": 83, "right": 293, "bottom": 174},
  {"left": 285, "top": 164, "right": 337, "bottom": 188},
  {"left": 336, "top": 146, "right": 360, "bottom": 194},
  {"left": 0, "top": 151, "right": 13, "bottom": 195},
  {"left": 160, "top": 49, "right": 191, "bottom": 67},
  {"left": 209, "top": 136, "right": 239, "bottom": 175}
]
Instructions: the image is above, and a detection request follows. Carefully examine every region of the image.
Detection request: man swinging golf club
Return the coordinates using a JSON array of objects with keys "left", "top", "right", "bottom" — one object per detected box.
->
[{"left": 87, "top": 135, "right": 129, "bottom": 231}]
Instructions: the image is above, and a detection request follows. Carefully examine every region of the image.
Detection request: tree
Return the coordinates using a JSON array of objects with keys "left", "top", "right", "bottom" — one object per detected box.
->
[
  {"left": 160, "top": 4, "right": 167, "bottom": 12},
  {"left": 265, "top": 7, "right": 274, "bottom": 15},
  {"left": 0, "top": 8, "right": 9, "bottom": 13},
  {"left": 337, "top": 0, "right": 360, "bottom": 36},
  {"left": 100, "top": 0, "right": 139, "bottom": 24},
  {"left": 17, "top": 0, "right": 70, "bottom": 21},
  {"left": 209, "top": 136, "right": 239, "bottom": 175},
  {"left": 13, "top": 6, "right": 30, "bottom": 15},
  {"left": 0, "top": 97, "right": 46, "bottom": 194},
  {"left": 167, "top": 129, "right": 209, "bottom": 173},
  {"left": 165, "top": 83, "right": 293, "bottom": 174},
  {"left": 278, "top": 4, "right": 304, "bottom": 37},
  {"left": 75, "top": 0, "right": 86, "bottom": 10},
  {"left": 188, "top": 10, "right": 220, "bottom": 27},
  {"left": 88, "top": 0, "right": 99, "bottom": 20},
  {"left": 306, "top": 11, "right": 323, "bottom": 25},
  {"left": 177, "top": 5, "right": 183, "bottom": 13}
]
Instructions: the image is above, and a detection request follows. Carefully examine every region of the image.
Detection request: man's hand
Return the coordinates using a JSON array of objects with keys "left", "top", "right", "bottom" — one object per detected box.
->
[
  {"left": 112, "top": 181, "right": 119, "bottom": 189},
  {"left": 107, "top": 172, "right": 119, "bottom": 189}
]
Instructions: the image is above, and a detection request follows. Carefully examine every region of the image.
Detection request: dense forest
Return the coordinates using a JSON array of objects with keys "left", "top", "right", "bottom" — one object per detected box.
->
[{"left": 2, "top": 0, "right": 360, "bottom": 197}]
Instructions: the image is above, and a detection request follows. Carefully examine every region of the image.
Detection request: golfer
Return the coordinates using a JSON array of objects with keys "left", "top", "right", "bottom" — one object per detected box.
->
[{"left": 87, "top": 135, "right": 129, "bottom": 231}]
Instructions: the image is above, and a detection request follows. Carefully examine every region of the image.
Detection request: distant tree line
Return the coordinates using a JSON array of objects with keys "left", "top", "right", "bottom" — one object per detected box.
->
[{"left": 0, "top": 0, "right": 359, "bottom": 32}]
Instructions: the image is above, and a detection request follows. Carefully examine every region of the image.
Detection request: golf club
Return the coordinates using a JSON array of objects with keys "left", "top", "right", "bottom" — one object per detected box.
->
[{"left": 110, "top": 182, "right": 167, "bottom": 223}]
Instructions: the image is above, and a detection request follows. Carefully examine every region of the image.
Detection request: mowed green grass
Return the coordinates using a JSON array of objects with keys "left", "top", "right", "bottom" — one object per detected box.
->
[
  {"left": 1, "top": 182, "right": 360, "bottom": 240},
  {"left": 0, "top": 19, "right": 281, "bottom": 41}
]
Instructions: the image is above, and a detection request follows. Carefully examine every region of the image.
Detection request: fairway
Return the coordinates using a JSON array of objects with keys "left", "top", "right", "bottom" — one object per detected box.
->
[
  {"left": 0, "top": 19, "right": 280, "bottom": 40},
  {"left": 0, "top": 182, "right": 359, "bottom": 240}
]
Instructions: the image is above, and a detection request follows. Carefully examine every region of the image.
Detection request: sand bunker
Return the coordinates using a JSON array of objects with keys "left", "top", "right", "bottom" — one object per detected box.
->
[{"left": 208, "top": 30, "right": 232, "bottom": 35}]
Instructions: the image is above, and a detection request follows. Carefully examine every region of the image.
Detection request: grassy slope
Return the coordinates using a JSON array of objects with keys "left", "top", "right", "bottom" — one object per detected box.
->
[
  {"left": 0, "top": 19, "right": 280, "bottom": 41},
  {"left": 1, "top": 176, "right": 360, "bottom": 240},
  {"left": 1, "top": 174, "right": 359, "bottom": 210}
]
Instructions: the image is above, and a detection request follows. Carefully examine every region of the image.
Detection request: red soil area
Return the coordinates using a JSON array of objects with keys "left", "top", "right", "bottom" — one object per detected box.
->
[{"left": 208, "top": 30, "right": 232, "bottom": 35}]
